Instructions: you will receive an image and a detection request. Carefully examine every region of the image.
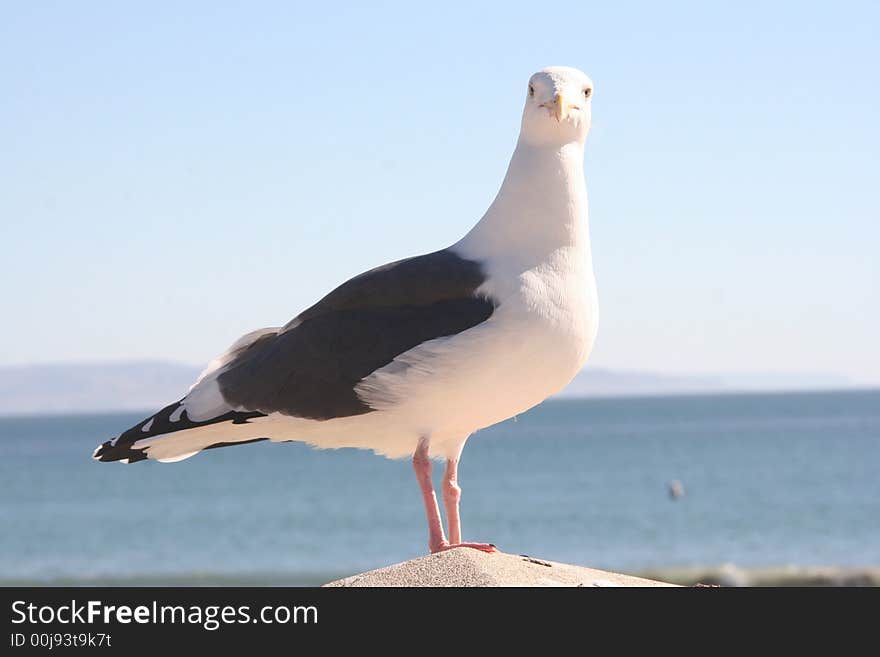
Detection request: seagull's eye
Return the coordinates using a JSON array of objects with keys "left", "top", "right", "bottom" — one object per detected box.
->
[
  {"left": 583, "top": 88, "right": 592, "bottom": 99},
  {"left": 528, "top": 84, "right": 534, "bottom": 97}
]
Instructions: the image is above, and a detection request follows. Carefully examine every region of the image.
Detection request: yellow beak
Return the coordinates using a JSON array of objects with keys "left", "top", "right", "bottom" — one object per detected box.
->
[{"left": 553, "top": 92, "right": 569, "bottom": 121}]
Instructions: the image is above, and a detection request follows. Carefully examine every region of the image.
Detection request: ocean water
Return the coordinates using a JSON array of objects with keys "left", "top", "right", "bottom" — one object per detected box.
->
[{"left": 1, "top": 390, "right": 878, "bottom": 586}]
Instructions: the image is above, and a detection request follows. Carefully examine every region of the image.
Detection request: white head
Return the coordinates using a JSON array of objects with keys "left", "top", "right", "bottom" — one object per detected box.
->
[{"left": 520, "top": 66, "right": 593, "bottom": 147}]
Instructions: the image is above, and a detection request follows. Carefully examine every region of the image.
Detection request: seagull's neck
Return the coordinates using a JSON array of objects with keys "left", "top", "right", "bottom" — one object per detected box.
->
[{"left": 455, "top": 139, "right": 590, "bottom": 267}]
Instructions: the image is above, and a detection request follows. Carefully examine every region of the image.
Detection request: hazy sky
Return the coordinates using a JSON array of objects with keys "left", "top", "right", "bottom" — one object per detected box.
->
[{"left": 2, "top": 1, "right": 878, "bottom": 384}]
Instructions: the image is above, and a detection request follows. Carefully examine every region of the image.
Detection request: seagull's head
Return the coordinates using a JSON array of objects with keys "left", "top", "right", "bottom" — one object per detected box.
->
[{"left": 520, "top": 66, "right": 593, "bottom": 147}]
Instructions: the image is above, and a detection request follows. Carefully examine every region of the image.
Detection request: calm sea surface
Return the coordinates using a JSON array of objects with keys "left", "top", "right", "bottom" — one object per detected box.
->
[{"left": 1, "top": 390, "right": 878, "bottom": 585}]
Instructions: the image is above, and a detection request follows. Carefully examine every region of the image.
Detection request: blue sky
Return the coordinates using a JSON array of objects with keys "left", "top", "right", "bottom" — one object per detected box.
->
[{"left": 2, "top": 1, "right": 877, "bottom": 384}]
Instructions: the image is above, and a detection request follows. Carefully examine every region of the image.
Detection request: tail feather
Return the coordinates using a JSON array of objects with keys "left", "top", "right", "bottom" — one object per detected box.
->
[{"left": 93, "top": 400, "right": 266, "bottom": 464}]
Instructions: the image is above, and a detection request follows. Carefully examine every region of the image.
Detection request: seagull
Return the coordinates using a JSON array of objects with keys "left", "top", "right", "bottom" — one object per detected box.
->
[{"left": 94, "top": 66, "right": 600, "bottom": 555}]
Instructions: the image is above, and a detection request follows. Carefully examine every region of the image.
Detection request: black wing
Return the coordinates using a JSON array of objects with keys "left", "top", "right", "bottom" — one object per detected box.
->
[{"left": 216, "top": 248, "right": 496, "bottom": 421}]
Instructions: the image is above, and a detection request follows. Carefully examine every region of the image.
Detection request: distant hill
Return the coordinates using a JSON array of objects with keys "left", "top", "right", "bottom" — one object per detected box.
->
[
  {"left": 0, "top": 361, "right": 857, "bottom": 416},
  {"left": 557, "top": 367, "right": 853, "bottom": 398},
  {"left": 0, "top": 362, "right": 201, "bottom": 416}
]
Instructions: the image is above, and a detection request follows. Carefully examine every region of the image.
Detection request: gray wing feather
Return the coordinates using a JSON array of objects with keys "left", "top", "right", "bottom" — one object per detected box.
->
[{"left": 217, "top": 248, "right": 496, "bottom": 420}]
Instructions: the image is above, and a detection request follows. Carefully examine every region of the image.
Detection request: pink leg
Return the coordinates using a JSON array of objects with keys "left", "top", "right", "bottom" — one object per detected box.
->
[
  {"left": 442, "top": 458, "right": 463, "bottom": 545},
  {"left": 412, "top": 438, "right": 497, "bottom": 554},
  {"left": 412, "top": 437, "right": 447, "bottom": 553}
]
